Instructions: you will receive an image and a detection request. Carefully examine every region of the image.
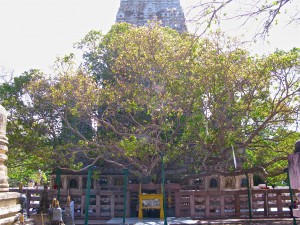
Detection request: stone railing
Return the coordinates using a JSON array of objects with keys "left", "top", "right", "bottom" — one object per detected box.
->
[
  {"left": 11, "top": 186, "right": 297, "bottom": 220},
  {"left": 175, "top": 188, "right": 294, "bottom": 218}
]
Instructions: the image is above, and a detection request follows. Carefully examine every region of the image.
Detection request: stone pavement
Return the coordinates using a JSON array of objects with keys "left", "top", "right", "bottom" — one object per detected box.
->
[{"left": 74, "top": 217, "right": 299, "bottom": 225}]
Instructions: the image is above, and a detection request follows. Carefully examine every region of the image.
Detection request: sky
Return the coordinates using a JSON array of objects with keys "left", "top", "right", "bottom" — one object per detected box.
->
[{"left": 0, "top": 0, "right": 299, "bottom": 76}]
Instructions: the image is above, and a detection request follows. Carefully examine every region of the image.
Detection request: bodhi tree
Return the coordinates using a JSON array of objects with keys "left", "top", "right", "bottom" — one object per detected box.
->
[
  {"left": 27, "top": 24, "right": 197, "bottom": 178},
  {"left": 25, "top": 23, "right": 300, "bottom": 181}
]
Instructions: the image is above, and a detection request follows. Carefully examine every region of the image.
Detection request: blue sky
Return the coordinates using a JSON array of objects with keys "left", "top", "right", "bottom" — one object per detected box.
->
[{"left": 0, "top": 0, "right": 299, "bottom": 76}]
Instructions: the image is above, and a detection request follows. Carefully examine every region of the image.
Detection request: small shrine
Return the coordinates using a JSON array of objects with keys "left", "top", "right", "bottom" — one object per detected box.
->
[{"left": 138, "top": 184, "right": 164, "bottom": 220}]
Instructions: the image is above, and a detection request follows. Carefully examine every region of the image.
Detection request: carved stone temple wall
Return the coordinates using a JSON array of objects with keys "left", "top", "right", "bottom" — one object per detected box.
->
[
  {"left": 116, "top": 0, "right": 187, "bottom": 33},
  {"left": 0, "top": 105, "right": 20, "bottom": 224},
  {"left": 288, "top": 140, "right": 300, "bottom": 189}
]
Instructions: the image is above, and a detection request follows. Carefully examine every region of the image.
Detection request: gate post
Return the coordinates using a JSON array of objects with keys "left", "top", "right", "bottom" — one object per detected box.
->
[
  {"left": 175, "top": 192, "right": 180, "bottom": 217},
  {"left": 246, "top": 173, "right": 253, "bottom": 219}
]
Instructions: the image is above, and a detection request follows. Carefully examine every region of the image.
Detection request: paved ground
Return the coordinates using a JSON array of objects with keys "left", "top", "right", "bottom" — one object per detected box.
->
[
  {"left": 73, "top": 217, "right": 299, "bottom": 225},
  {"left": 19, "top": 217, "right": 299, "bottom": 225}
]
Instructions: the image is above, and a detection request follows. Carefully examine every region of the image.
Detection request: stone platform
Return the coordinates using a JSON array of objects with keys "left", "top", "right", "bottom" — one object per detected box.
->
[
  {"left": 73, "top": 217, "right": 298, "bottom": 225},
  {"left": 0, "top": 192, "right": 21, "bottom": 224}
]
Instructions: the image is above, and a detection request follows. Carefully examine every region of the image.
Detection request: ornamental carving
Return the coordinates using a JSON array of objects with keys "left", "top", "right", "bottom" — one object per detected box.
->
[
  {"left": 225, "top": 177, "right": 234, "bottom": 189},
  {"left": 0, "top": 105, "right": 10, "bottom": 193},
  {"left": 116, "top": 0, "right": 187, "bottom": 33}
]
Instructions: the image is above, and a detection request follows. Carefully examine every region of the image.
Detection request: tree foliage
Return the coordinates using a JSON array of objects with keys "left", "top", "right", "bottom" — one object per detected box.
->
[
  {"left": 24, "top": 24, "right": 300, "bottom": 181},
  {"left": 3, "top": 23, "right": 300, "bottom": 183},
  {"left": 0, "top": 70, "right": 53, "bottom": 183}
]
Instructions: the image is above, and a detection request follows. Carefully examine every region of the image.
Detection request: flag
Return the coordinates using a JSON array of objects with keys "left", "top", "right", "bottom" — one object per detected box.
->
[{"left": 232, "top": 144, "right": 237, "bottom": 169}]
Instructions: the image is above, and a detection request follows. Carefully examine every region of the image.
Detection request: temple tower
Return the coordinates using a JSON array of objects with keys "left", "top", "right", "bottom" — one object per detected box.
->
[
  {"left": 0, "top": 105, "right": 20, "bottom": 224},
  {"left": 116, "top": 0, "right": 187, "bottom": 33}
]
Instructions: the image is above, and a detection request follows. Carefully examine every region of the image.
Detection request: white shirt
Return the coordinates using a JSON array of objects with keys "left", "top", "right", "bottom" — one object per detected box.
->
[{"left": 52, "top": 207, "right": 63, "bottom": 221}]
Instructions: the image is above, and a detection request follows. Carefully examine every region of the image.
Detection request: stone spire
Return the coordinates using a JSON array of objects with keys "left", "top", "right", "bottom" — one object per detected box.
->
[
  {"left": 0, "top": 104, "right": 20, "bottom": 224},
  {"left": 0, "top": 104, "right": 9, "bottom": 192},
  {"left": 116, "top": 0, "right": 187, "bottom": 33}
]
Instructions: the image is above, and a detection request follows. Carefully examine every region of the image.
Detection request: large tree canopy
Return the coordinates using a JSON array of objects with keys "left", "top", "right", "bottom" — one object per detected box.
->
[{"left": 4, "top": 23, "right": 300, "bottom": 183}]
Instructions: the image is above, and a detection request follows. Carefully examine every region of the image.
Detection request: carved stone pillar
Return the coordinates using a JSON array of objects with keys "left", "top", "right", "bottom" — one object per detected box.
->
[
  {"left": 0, "top": 105, "right": 21, "bottom": 224},
  {"left": 79, "top": 176, "right": 83, "bottom": 190},
  {"left": 0, "top": 105, "right": 9, "bottom": 192},
  {"left": 62, "top": 176, "right": 68, "bottom": 190}
]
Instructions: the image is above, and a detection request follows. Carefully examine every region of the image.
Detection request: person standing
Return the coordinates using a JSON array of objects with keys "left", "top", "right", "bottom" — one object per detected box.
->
[
  {"left": 52, "top": 200, "right": 64, "bottom": 225},
  {"left": 70, "top": 198, "right": 74, "bottom": 221},
  {"left": 38, "top": 185, "right": 50, "bottom": 214}
]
